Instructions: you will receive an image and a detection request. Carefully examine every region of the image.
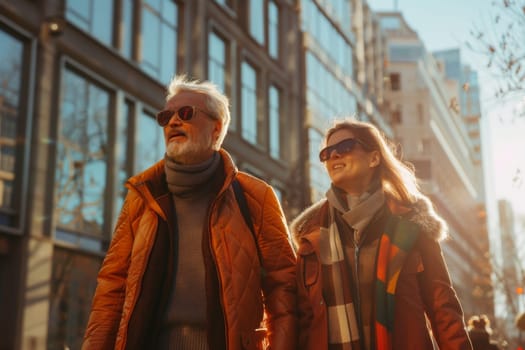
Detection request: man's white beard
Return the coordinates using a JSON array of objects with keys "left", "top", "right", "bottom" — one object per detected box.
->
[{"left": 166, "top": 133, "right": 213, "bottom": 164}]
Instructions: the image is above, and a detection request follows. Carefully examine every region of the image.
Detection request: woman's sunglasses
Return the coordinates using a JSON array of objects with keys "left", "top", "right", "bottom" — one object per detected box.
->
[
  {"left": 319, "top": 138, "right": 363, "bottom": 162},
  {"left": 156, "top": 106, "right": 214, "bottom": 126}
]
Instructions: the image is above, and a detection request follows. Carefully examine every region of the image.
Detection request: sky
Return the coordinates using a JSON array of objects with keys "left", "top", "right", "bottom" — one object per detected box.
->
[{"left": 367, "top": 0, "right": 525, "bottom": 223}]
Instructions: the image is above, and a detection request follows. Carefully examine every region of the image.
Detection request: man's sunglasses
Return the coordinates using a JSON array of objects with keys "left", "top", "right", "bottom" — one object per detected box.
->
[
  {"left": 319, "top": 138, "right": 364, "bottom": 162},
  {"left": 156, "top": 105, "right": 214, "bottom": 127}
]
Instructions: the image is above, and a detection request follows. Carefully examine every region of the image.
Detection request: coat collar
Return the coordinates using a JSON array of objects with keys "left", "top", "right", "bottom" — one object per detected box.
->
[
  {"left": 290, "top": 194, "right": 448, "bottom": 248},
  {"left": 125, "top": 149, "right": 238, "bottom": 220}
]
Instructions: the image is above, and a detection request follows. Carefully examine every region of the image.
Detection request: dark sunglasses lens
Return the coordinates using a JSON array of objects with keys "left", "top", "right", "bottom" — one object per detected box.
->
[
  {"left": 178, "top": 106, "right": 194, "bottom": 121},
  {"left": 156, "top": 110, "right": 174, "bottom": 126},
  {"left": 319, "top": 139, "right": 358, "bottom": 162},
  {"left": 319, "top": 148, "right": 329, "bottom": 162},
  {"left": 338, "top": 139, "right": 357, "bottom": 153}
]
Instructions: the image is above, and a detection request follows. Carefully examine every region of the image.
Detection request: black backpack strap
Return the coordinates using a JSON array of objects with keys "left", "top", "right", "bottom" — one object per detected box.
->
[{"left": 232, "top": 178, "right": 265, "bottom": 277}]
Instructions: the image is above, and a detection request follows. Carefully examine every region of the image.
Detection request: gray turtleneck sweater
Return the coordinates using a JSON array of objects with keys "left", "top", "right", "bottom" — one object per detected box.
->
[{"left": 158, "top": 152, "right": 221, "bottom": 350}]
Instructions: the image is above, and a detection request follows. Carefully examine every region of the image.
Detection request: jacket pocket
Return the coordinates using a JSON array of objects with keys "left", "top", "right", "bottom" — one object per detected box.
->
[{"left": 301, "top": 253, "right": 319, "bottom": 289}]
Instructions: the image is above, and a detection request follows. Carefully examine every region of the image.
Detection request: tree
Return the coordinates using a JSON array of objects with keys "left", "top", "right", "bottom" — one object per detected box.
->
[{"left": 468, "top": 0, "right": 525, "bottom": 103}]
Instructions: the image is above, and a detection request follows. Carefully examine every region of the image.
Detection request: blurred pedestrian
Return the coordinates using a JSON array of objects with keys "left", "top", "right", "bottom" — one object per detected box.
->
[
  {"left": 82, "top": 75, "right": 297, "bottom": 350},
  {"left": 467, "top": 315, "right": 501, "bottom": 350},
  {"left": 292, "top": 118, "right": 472, "bottom": 349}
]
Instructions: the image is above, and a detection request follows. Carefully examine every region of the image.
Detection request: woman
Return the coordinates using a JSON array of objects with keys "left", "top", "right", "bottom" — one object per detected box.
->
[
  {"left": 467, "top": 315, "right": 501, "bottom": 350},
  {"left": 292, "top": 119, "right": 472, "bottom": 349}
]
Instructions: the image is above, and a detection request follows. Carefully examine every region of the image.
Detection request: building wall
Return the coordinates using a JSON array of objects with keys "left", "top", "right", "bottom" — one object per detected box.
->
[{"left": 0, "top": 0, "right": 305, "bottom": 348}]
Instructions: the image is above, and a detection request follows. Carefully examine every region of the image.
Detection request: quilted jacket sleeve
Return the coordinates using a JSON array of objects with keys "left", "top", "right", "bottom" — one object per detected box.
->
[
  {"left": 256, "top": 185, "right": 298, "bottom": 350},
  {"left": 82, "top": 191, "right": 137, "bottom": 350},
  {"left": 417, "top": 233, "right": 473, "bottom": 350}
]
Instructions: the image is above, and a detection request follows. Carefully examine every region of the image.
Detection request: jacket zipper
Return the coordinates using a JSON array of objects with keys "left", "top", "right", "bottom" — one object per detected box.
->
[
  {"left": 207, "top": 190, "right": 230, "bottom": 349},
  {"left": 353, "top": 232, "right": 366, "bottom": 349}
]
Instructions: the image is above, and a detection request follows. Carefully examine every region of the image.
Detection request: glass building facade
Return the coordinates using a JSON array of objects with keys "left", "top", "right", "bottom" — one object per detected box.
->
[{"left": 300, "top": 0, "right": 357, "bottom": 201}]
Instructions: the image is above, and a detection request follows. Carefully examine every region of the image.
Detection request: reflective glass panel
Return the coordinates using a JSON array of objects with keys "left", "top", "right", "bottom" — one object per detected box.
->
[
  {"left": 66, "top": 0, "right": 114, "bottom": 46},
  {"left": 268, "top": 1, "right": 279, "bottom": 58},
  {"left": 55, "top": 69, "right": 110, "bottom": 235},
  {"left": 47, "top": 248, "right": 101, "bottom": 350},
  {"left": 269, "top": 86, "right": 280, "bottom": 159},
  {"left": 241, "top": 62, "right": 257, "bottom": 144},
  {"left": 0, "top": 29, "right": 22, "bottom": 216},
  {"left": 136, "top": 111, "right": 164, "bottom": 172},
  {"left": 121, "top": 0, "right": 134, "bottom": 58},
  {"left": 141, "top": 0, "right": 178, "bottom": 84},
  {"left": 249, "top": 0, "right": 264, "bottom": 44},
  {"left": 208, "top": 32, "right": 226, "bottom": 93}
]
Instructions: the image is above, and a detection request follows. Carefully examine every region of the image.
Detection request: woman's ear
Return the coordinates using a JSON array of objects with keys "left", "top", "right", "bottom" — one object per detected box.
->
[{"left": 369, "top": 150, "right": 381, "bottom": 168}]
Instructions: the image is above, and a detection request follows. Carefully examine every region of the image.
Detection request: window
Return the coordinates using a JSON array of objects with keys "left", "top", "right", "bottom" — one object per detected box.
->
[
  {"left": 317, "top": 0, "right": 352, "bottom": 34},
  {"left": 249, "top": 0, "right": 265, "bottom": 44},
  {"left": 301, "top": 0, "right": 353, "bottom": 77},
  {"left": 390, "top": 73, "right": 401, "bottom": 90},
  {"left": 215, "top": 0, "right": 235, "bottom": 8},
  {"left": 268, "top": 85, "right": 280, "bottom": 159},
  {"left": 66, "top": 0, "right": 115, "bottom": 46},
  {"left": 136, "top": 110, "right": 165, "bottom": 173},
  {"left": 208, "top": 32, "right": 227, "bottom": 93},
  {"left": 389, "top": 44, "right": 424, "bottom": 62},
  {"left": 116, "top": 100, "right": 134, "bottom": 214},
  {"left": 121, "top": 0, "right": 134, "bottom": 59},
  {"left": 380, "top": 16, "right": 401, "bottom": 30},
  {"left": 268, "top": 1, "right": 279, "bottom": 58},
  {"left": 0, "top": 28, "right": 25, "bottom": 229},
  {"left": 391, "top": 106, "right": 402, "bottom": 124},
  {"left": 55, "top": 69, "right": 111, "bottom": 238},
  {"left": 55, "top": 68, "right": 165, "bottom": 248},
  {"left": 140, "top": 0, "right": 178, "bottom": 84},
  {"left": 417, "top": 103, "right": 424, "bottom": 124},
  {"left": 47, "top": 248, "right": 102, "bottom": 350},
  {"left": 241, "top": 62, "right": 258, "bottom": 144},
  {"left": 305, "top": 52, "right": 357, "bottom": 123}
]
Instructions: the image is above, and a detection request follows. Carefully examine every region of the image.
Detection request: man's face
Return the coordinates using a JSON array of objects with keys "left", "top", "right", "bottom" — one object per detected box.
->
[{"left": 162, "top": 91, "right": 221, "bottom": 164}]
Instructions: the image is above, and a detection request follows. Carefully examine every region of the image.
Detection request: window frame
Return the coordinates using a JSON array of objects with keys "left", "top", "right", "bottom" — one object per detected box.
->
[
  {"left": 240, "top": 59, "right": 260, "bottom": 146},
  {"left": 50, "top": 58, "right": 119, "bottom": 251},
  {"left": 0, "top": 16, "right": 36, "bottom": 235},
  {"left": 268, "top": 84, "right": 281, "bottom": 159}
]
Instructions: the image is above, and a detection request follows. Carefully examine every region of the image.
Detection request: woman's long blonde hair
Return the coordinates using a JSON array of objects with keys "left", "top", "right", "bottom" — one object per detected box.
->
[{"left": 324, "top": 118, "right": 421, "bottom": 205}]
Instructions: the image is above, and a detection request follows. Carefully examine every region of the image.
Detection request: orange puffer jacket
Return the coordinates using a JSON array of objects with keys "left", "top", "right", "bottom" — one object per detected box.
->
[{"left": 82, "top": 149, "right": 297, "bottom": 350}]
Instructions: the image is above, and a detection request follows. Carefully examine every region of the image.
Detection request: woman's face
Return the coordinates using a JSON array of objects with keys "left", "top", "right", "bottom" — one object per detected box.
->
[{"left": 323, "top": 128, "right": 379, "bottom": 195}]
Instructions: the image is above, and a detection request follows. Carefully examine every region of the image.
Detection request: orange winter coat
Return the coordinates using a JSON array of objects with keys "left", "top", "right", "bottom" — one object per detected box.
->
[{"left": 82, "top": 149, "right": 297, "bottom": 350}]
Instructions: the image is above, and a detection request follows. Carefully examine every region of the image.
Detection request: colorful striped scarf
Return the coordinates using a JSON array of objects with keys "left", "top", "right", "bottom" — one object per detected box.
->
[
  {"left": 321, "top": 188, "right": 385, "bottom": 350},
  {"left": 375, "top": 216, "right": 420, "bottom": 349},
  {"left": 321, "top": 188, "right": 421, "bottom": 350}
]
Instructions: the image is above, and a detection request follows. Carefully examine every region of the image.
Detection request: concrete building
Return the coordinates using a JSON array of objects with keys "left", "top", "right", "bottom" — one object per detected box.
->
[
  {"left": 0, "top": 0, "right": 305, "bottom": 348},
  {"left": 433, "top": 49, "right": 483, "bottom": 166},
  {"left": 377, "top": 12, "right": 493, "bottom": 318}
]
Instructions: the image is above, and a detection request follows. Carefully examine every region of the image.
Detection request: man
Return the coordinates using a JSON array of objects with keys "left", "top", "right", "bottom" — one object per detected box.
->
[{"left": 82, "top": 75, "right": 297, "bottom": 350}]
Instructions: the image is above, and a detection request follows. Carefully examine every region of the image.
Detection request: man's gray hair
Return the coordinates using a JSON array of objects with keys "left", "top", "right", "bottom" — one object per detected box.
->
[{"left": 166, "top": 75, "right": 231, "bottom": 150}]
